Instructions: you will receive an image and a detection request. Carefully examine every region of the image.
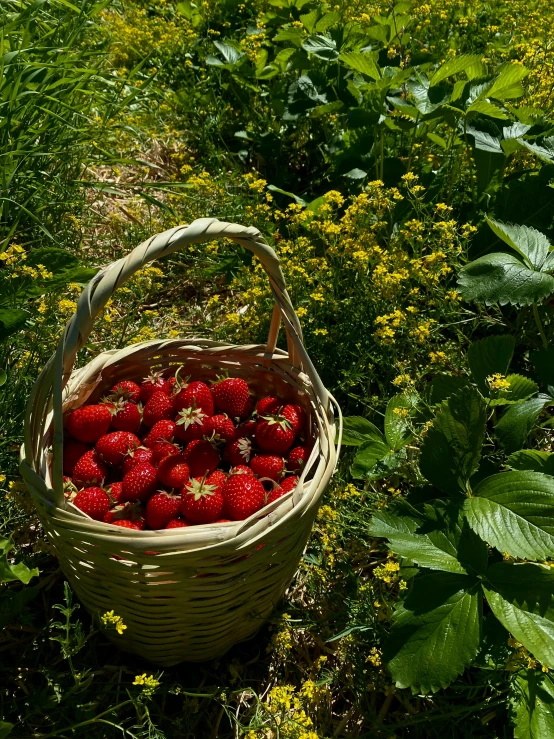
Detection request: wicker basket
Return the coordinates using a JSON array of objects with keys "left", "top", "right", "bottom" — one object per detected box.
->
[{"left": 20, "top": 218, "right": 341, "bottom": 666}]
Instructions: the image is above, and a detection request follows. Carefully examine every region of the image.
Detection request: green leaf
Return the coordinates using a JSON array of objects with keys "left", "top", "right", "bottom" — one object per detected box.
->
[
  {"left": 487, "top": 63, "right": 530, "bottom": 100},
  {"left": 0, "top": 369, "right": 6, "bottom": 387},
  {"left": 467, "top": 334, "right": 515, "bottom": 393},
  {"left": 466, "top": 100, "right": 508, "bottom": 119},
  {"left": 458, "top": 253, "right": 554, "bottom": 307},
  {"left": 488, "top": 374, "right": 539, "bottom": 407},
  {"left": 419, "top": 386, "right": 486, "bottom": 496},
  {"left": 0, "top": 722, "right": 13, "bottom": 739},
  {"left": 0, "top": 538, "right": 39, "bottom": 585},
  {"left": 384, "top": 393, "right": 417, "bottom": 451},
  {"left": 465, "top": 471, "right": 554, "bottom": 560},
  {"left": 339, "top": 51, "right": 380, "bottom": 80},
  {"left": 370, "top": 501, "right": 488, "bottom": 575},
  {"left": 213, "top": 40, "right": 244, "bottom": 65},
  {"left": 341, "top": 416, "right": 384, "bottom": 446},
  {"left": 426, "top": 374, "right": 471, "bottom": 405},
  {"left": 274, "top": 27, "right": 305, "bottom": 46},
  {"left": 430, "top": 54, "right": 484, "bottom": 86},
  {"left": 350, "top": 439, "right": 397, "bottom": 480},
  {"left": 486, "top": 218, "right": 551, "bottom": 270},
  {"left": 386, "top": 571, "right": 482, "bottom": 693},
  {"left": 512, "top": 670, "right": 554, "bottom": 739},
  {"left": 315, "top": 11, "right": 340, "bottom": 32},
  {"left": 495, "top": 395, "right": 552, "bottom": 453},
  {"left": 0, "top": 308, "right": 28, "bottom": 341},
  {"left": 301, "top": 35, "right": 338, "bottom": 61},
  {"left": 484, "top": 561, "right": 554, "bottom": 667},
  {"left": 508, "top": 450, "right": 554, "bottom": 476},
  {"left": 26, "top": 246, "right": 79, "bottom": 272}
]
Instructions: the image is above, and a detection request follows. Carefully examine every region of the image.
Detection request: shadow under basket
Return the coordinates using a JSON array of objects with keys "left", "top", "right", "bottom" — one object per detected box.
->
[{"left": 20, "top": 218, "right": 341, "bottom": 666}]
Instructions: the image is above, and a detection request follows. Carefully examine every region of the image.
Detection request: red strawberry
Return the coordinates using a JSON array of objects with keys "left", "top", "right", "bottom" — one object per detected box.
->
[
  {"left": 280, "top": 475, "right": 299, "bottom": 493},
  {"left": 222, "top": 475, "right": 266, "bottom": 521},
  {"left": 142, "top": 391, "right": 174, "bottom": 427},
  {"left": 65, "top": 404, "right": 112, "bottom": 444},
  {"left": 112, "top": 519, "right": 145, "bottom": 530},
  {"left": 223, "top": 437, "right": 252, "bottom": 466},
  {"left": 206, "top": 469, "right": 227, "bottom": 492},
  {"left": 109, "top": 399, "right": 141, "bottom": 433},
  {"left": 256, "top": 413, "right": 295, "bottom": 454},
  {"left": 229, "top": 465, "right": 254, "bottom": 476},
  {"left": 174, "top": 406, "right": 210, "bottom": 443},
  {"left": 103, "top": 501, "right": 144, "bottom": 524},
  {"left": 267, "top": 487, "right": 288, "bottom": 504},
  {"left": 143, "top": 420, "right": 176, "bottom": 448},
  {"left": 146, "top": 491, "right": 182, "bottom": 530},
  {"left": 281, "top": 404, "right": 303, "bottom": 436},
  {"left": 210, "top": 377, "right": 250, "bottom": 417},
  {"left": 122, "top": 462, "right": 158, "bottom": 502},
  {"left": 237, "top": 419, "right": 257, "bottom": 438},
  {"left": 96, "top": 431, "right": 140, "bottom": 466},
  {"left": 256, "top": 396, "right": 280, "bottom": 416},
  {"left": 183, "top": 440, "right": 220, "bottom": 477},
  {"left": 215, "top": 519, "right": 232, "bottom": 523},
  {"left": 73, "top": 487, "right": 110, "bottom": 520},
  {"left": 157, "top": 455, "right": 190, "bottom": 488},
  {"left": 180, "top": 476, "right": 224, "bottom": 524},
  {"left": 63, "top": 439, "right": 90, "bottom": 475},
  {"left": 166, "top": 518, "right": 190, "bottom": 529},
  {"left": 291, "top": 404, "right": 307, "bottom": 434},
  {"left": 151, "top": 441, "right": 181, "bottom": 466},
  {"left": 121, "top": 447, "right": 153, "bottom": 475},
  {"left": 110, "top": 380, "right": 141, "bottom": 403},
  {"left": 73, "top": 450, "right": 108, "bottom": 488},
  {"left": 139, "top": 372, "right": 170, "bottom": 403},
  {"left": 174, "top": 381, "right": 214, "bottom": 416},
  {"left": 206, "top": 414, "right": 236, "bottom": 442},
  {"left": 250, "top": 454, "right": 284, "bottom": 481},
  {"left": 106, "top": 481, "right": 124, "bottom": 504},
  {"left": 287, "top": 445, "right": 308, "bottom": 473}
]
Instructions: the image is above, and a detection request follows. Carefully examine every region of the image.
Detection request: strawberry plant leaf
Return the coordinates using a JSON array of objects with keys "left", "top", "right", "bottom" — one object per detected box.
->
[
  {"left": 0, "top": 538, "right": 39, "bottom": 585},
  {"left": 457, "top": 253, "right": 554, "bottom": 306},
  {"left": 495, "top": 395, "right": 552, "bottom": 453},
  {"left": 489, "top": 374, "right": 538, "bottom": 406},
  {"left": 511, "top": 670, "right": 554, "bottom": 739},
  {"left": 419, "top": 386, "right": 486, "bottom": 496},
  {"left": 485, "top": 218, "right": 551, "bottom": 270},
  {"left": 430, "top": 54, "right": 484, "bottom": 86},
  {"left": 0, "top": 309, "right": 28, "bottom": 341},
  {"left": 425, "top": 374, "right": 471, "bottom": 405},
  {"left": 0, "top": 721, "right": 13, "bottom": 739},
  {"left": 339, "top": 51, "right": 380, "bottom": 80},
  {"left": 384, "top": 392, "right": 418, "bottom": 451},
  {"left": 465, "top": 471, "right": 554, "bottom": 560},
  {"left": 507, "top": 450, "right": 554, "bottom": 475},
  {"left": 350, "top": 442, "right": 402, "bottom": 480},
  {"left": 301, "top": 35, "right": 338, "bottom": 61},
  {"left": 467, "top": 334, "right": 515, "bottom": 393},
  {"left": 341, "top": 417, "right": 384, "bottom": 446},
  {"left": 385, "top": 571, "right": 482, "bottom": 693}
]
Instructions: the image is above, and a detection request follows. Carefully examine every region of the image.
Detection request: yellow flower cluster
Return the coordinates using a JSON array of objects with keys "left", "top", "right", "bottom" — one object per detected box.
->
[
  {"left": 101, "top": 610, "right": 127, "bottom": 635},
  {"left": 487, "top": 373, "right": 511, "bottom": 391},
  {"left": 133, "top": 673, "right": 160, "bottom": 695}
]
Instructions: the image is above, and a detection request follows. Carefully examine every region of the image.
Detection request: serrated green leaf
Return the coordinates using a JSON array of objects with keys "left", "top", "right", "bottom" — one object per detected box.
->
[
  {"left": 213, "top": 40, "right": 244, "bottom": 65},
  {"left": 386, "top": 571, "right": 482, "bottom": 693},
  {"left": 420, "top": 386, "right": 486, "bottom": 496},
  {"left": 467, "top": 334, "right": 515, "bottom": 393},
  {"left": 350, "top": 440, "right": 399, "bottom": 480},
  {"left": 466, "top": 100, "right": 508, "bottom": 119},
  {"left": 458, "top": 253, "right": 554, "bottom": 306},
  {"left": 274, "top": 27, "right": 305, "bottom": 46},
  {"left": 341, "top": 416, "right": 385, "bottom": 446},
  {"left": 488, "top": 374, "right": 538, "bottom": 406},
  {"left": 339, "top": 51, "right": 380, "bottom": 80},
  {"left": 487, "top": 63, "right": 530, "bottom": 100},
  {"left": 430, "top": 54, "right": 484, "bottom": 86},
  {"left": 315, "top": 11, "right": 340, "bottom": 32},
  {"left": 465, "top": 471, "right": 554, "bottom": 560},
  {"left": 384, "top": 393, "right": 418, "bottom": 451},
  {"left": 0, "top": 308, "right": 28, "bottom": 341},
  {"left": 0, "top": 538, "right": 39, "bottom": 585},
  {"left": 299, "top": 8, "right": 318, "bottom": 32},
  {"left": 495, "top": 395, "right": 552, "bottom": 453},
  {"left": 301, "top": 35, "right": 338, "bottom": 61},
  {"left": 426, "top": 374, "right": 471, "bottom": 405},
  {"left": 511, "top": 670, "right": 554, "bottom": 739},
  {"left": 486, "top": 218, "right": 551, "bottom": 270},
  {"left": 508, "top": 450, "right": 554, "bottom": 476}
]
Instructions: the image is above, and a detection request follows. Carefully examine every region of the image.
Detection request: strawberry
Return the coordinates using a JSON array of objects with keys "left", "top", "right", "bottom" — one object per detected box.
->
[
  {"left": 121, "top": 447, "right": 154, "bottom": 475},
  {"left": 206, "top": 469, "right": 227, "bottom": 493},
  {"left": 73, "top": 450, "right": 108, "bottom": 488},
  {"left": 174, "top": 381, "right": 214, "bottom": 416},
  {"left": 103, "top": 501, "right": 144, "bottom": 524},
  {"left": 222, "top": 475, "right": 266, "bottom": 521},
  {"left": 256, "top": 396, "right": 280, "bottom": 416},
  {"left": 223, "top": 436, "right": 252, "bottom": 466},
  {"left": 174, "top": 406, "right": 210, "bottom": 443},
  {"left": 206, "top": 414, "right": 236, "bottom": 442},
  {"left": 106, "top": 481, "right": 124, "bottom": 504},
  {"left": 165, "top": 518, "right": 190, "bottom": 529},
  {"left": 142, "top": 391, "right": 174, "bottom": 427},
  {"left": 215, "top": 519, "right": 232, "bottom": 523},
  {"left": 63, "top": 439, "right": 90, "bottom": 475},
  {"left": 267, "top": 487, "right": 287, "bottom": 504},
  {"left": 157, "top": 455, "right": 190, "bottom": 488},
  {"left": 146, "top": 491, "right": 182, "bottom": 530},
  {"left": 65, "top": 404, "right": 112, "bottom": 444},
  {"left": 73, "top": 487, "right": 110, "bottom": 520},
  {"left": 122, "top": 462, "right": 158, "bottom": 502},
  {"left": 210, "top": 377, "right": 250, "bottom": 417},
  {"left": 95, "top": 431, "right": 140, "bottom": 466},
  {"left": 237, "top": 419, "right": 257, "bottom": 438},
  {"left": 287, "top": 445, "right": 308, "bottom": 473},
  {"left": 143, "top": 420, "right": 176, "bottom": 448},
  {"left": 180, "top": 476, "right": 224, "bottom": 524},
  {"left": 250, "top": 454, "right": 284, "bottom": 481},
  {"left": 108, "top": 399, "right": 141, "bottom": 433},
  {"left": 280, "top": 475, "right": 299, "bottom": 493},
  {"left": 112, "top": 519, "right": 145, "bottom": 530},
  {"left": 151, "top": 440, "right": 181, "bottom": 466},
  {"left": 229, "top": 465, "right": 254, "bottom": 476},
  {"left": 183, "top": 440, "right": 220, "bottom": 477},
  {"left": 281, "top": 404, "right": 303, "bottom": 436},
  {"left": 110, "top": 380, "right": 141, "bottom": 403},
  {"left": 139, "top": 371, "right": 170, "bottom": 403},
  {"left": 256, "top": 413, "right": 295, "bottom": 454},
  {"left": 291, "top": 404, "right": 307, "bottom": 434}
]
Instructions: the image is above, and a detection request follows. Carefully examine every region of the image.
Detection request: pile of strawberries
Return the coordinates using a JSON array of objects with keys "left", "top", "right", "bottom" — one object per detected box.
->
[{"left": 62, "top": 371, "right": 310, "bottom": 530}]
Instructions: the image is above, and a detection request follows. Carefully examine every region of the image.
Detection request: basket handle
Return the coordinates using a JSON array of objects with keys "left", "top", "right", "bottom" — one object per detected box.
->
[{"left": 24, "top": 218, "right": 331, "bottom": 504}]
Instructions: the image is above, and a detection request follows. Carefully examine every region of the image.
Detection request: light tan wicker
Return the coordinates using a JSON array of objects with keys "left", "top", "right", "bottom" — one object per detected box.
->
[{"left": 20, "top": 218, "right": 342, "bottom": 665}]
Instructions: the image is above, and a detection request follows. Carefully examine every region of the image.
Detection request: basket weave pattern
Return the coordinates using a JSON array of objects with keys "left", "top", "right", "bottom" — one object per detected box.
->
[{"left": 20, "top": 219, "right": 340, "bottom": 665}]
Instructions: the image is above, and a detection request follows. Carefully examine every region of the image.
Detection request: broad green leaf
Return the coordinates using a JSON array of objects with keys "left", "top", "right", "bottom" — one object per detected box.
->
[
  {"left": 384, "top": 393, "right": 417, "bottom": 451},
  {"left": 465, "top": 471, "right": 554, "bottom": 560},
  {"left": 508, "top": 450, "right": 554, "bottom": 476},
  {"left": 0, "top": 538, "right": 39, "bottom": 585},
  {"left": 486, "top": 218, "right": 551, "bottom": 270},
  {"left": 495, "top": 395, "right": 551, "bottom": 453},
  {"left": 386, "top": 571, "right": 482, "bottom": 693},
  {"left": 512, "top": 670, "right": 554, "bottom": 739},
  {"left": 0, "top": 308, "right": 28, "bottom": 341},
  {"left": 339, "top": 51, "right": 380, "bottom": 80},
  {"left": 299, "top": 8, "right": 318, "bottom": 32},
  {"left": 426, "top": 374, "right": 471, "bottom": 405},
  {"left": 419, "top": 386, "right": 486, "bottom": 496},
  {"left": 467, "top": 127, "right": 503, "bottom": 153},
  {"left": 458, "top": 253, "right": 554, "bottom": 307},
  {"left": 213, "top": 40, "right": 244, "bottom": 65},
  {"left": 466, "top": 100, "right": 508, "bottom": 119},
  {"left": 0, "top": 722, "right": 13, "bottom": 739},
  {"left": 301, "top": 35, "right": 338, "bottom": 61},
  {"left": 315, "top": 11, "right": 340, "bottom": 32},
  {"left": 273, "top": 27, "right": 305, "bottom": 46},
  {"left": 341, "top": 416, "right": 384, "bottom": 446},
  {"left": 467, "top": 334, "right": 515, "bottom": 393},
  {"left": 350, "top": 441, "right": 400, "bottom": 480},
  {"left": 0, "top": 369, "right": 6, "bottom": 387},
  {"left": 488, "top": 374, "right": 538, "bottom": 406},
  {"left": 430, "top": 54, "right": 483, "bottom": 86},
  {"left": 487, "top": 63, "right": 530, "bottom": 100}
]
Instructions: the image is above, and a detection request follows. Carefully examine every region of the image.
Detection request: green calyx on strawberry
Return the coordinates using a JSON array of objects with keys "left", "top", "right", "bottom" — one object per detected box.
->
[
  {"left": 180, "top": 474, "right": 224, "bottom": 523},
  {"left": 256, "top": 413, "right": 295, "bottom": 454},
  {"left": 175, "top": 404, "right": 207, "bottom": 430}
]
